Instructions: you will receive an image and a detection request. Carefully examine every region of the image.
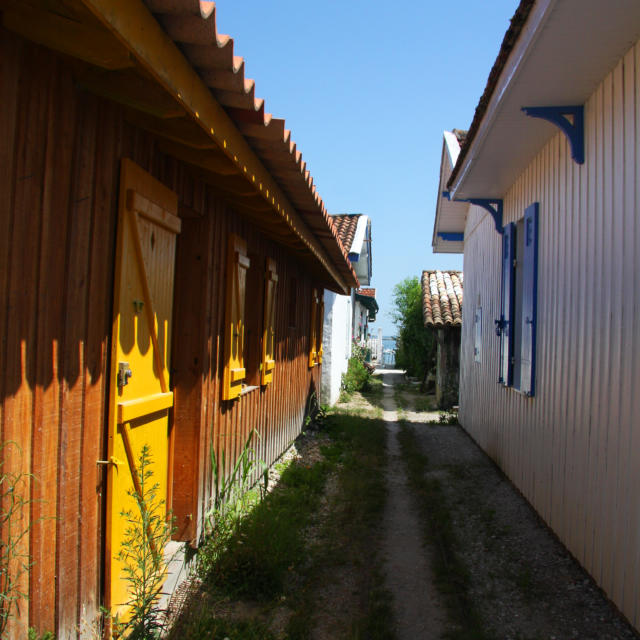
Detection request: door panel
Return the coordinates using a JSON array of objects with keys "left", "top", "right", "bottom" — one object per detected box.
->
[{"left": 106, "top": 159, "right": 180, "bottom": 625}]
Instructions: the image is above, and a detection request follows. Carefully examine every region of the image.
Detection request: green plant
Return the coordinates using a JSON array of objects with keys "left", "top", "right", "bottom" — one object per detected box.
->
[
  {"left": 28, "top": 629, "right": 55, "bottom": 640},
  {"left": 437, "top": 411, "right": 458, "bottom": 425},
  {"left": 0, "top": 442, "right": 34, "bottom": 637},
  {"left": 304, "top": 391, "right": 328, "bottom": 429},
  {"left": 114, "top": 444, "right": 175, "bottom": 639},
  {"left": 391, "top": 276, "right": 437, "bottom": 380},
  {"left": 208, "top": 428, "right": 267, "bottom": 525}
]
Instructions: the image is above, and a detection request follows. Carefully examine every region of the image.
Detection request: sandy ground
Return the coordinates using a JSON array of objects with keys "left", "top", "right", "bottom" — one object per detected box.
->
[{"left": 379, "top": 369, "right": 446, "bottom": 639}]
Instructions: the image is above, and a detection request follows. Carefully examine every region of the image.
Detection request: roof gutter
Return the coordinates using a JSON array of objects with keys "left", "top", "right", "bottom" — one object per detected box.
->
[
  {"left": 78, "top": 0, "right": 354, "bottom": 293},
  {"left": 447, "top": 0, "right": 553, "bottom": 199}
]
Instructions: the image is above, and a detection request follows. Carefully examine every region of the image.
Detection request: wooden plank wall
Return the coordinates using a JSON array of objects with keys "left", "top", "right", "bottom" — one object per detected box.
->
[
  {"left": 171, "top": 184, "right": 321, "bottom": 543},
  {"left": 459, "top": 41, "right": 640, "bottom": 630},
  {"left": 0, "top": 28, "right": 322, "bottom": 638}
]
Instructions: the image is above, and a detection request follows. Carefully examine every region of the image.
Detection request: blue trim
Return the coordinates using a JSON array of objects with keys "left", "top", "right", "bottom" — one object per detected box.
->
[
  {"left": 521, "top": 105, "right": 584, "bottom": 164},
  {"left": 521, "top": 202, "right": 539, "bottom": 397},
  {"left": 437, "top": 232, "right": 464, "bottom": 242},
  {"left": 348, "top": 252, "right": 360, "bottom": 263},
  {"left": 440, "top": 192, "right": 503, "bottom": 234},
  {"left": 466, "top": 199, "right": 503, "bottom": 233}
]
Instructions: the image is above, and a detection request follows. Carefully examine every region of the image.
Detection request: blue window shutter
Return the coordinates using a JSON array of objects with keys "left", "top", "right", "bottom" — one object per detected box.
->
[
  {"left": 499, "top": 223, "right": 515, "bottom": 385},
  {"left": 520, "top": 203, "right": 539, "bottom": 396}
]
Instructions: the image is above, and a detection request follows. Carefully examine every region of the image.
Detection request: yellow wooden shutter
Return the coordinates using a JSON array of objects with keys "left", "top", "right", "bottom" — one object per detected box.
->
[
  {"left": 309, "top": 288, "right": 318, "bottom": 368},
  {"left": 316, "top": 293, "right": 324, "bottom": 364},
  {"left": 223, "top": 234, "right": 249, "bottom": 400},
  {"left": 261, "top": 258, "right": 278, "bottom": 386}
]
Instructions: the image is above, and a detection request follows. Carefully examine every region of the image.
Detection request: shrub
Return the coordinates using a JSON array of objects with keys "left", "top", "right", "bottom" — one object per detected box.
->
[{"left": 340, "top": 341, "right": 374, "bottom": 396}]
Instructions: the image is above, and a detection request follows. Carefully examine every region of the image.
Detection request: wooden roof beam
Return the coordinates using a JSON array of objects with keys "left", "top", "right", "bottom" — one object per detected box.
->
[{"left": 77, "top": 0, "right": 352, "bottom": 293}]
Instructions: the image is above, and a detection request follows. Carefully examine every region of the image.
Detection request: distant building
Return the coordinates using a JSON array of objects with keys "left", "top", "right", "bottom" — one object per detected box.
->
[
  {"left": 322, "top": 214, "right": 376, "bottom": 404},
  {"left": 421, "top": 271, "right": 463, "bottom": 408}
]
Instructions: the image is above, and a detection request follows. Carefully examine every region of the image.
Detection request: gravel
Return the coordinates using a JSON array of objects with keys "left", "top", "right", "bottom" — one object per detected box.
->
[{"left": 408, "top": 418, "right": 640, "bottom": 640}]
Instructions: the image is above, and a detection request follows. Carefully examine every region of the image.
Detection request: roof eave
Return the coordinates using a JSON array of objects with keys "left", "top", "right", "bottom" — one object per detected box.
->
[
  {"left": 62, "top": 0, "right": 358, "bottom": 293},
  {"left": 432, "top": 134, "right": 466, "bottom": 254},
  {"left": 448, "top": 0, "right": 640, "bottom": 201}
]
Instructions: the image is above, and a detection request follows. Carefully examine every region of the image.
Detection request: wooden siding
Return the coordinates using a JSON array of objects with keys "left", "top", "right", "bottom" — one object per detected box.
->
[
  {"left": 0, "top": 28, "right": 321, "bottom": 638},
  {"left": 459, "top": 40, "right": 640, "bottom": 629}
]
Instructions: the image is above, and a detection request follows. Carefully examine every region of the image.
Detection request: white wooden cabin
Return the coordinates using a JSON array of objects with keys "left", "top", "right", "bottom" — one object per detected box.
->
[
  {"left": 322, "top": 215, "right": 373, "bottom": 404},
  {"left": 433, "top": 0, "right": 640, "bottom": 630}
]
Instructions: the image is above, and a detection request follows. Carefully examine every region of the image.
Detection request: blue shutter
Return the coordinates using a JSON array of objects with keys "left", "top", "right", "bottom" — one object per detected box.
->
[
  {"left": 520, "top": 203, "right": 539, "bottom": 396},
  {"left": 499, "top": 222, "right": 515, "bottom": 385}
]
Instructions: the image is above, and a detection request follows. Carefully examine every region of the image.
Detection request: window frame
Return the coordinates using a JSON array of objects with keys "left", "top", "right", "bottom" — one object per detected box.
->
[{"left": 497, "top": 202, "right": 539, "bottom": 396}]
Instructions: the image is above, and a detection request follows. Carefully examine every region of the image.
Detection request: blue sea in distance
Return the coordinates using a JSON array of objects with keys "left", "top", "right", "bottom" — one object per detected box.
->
[{"left": 381, "top": 336, "right": 397, "bottom": 366}]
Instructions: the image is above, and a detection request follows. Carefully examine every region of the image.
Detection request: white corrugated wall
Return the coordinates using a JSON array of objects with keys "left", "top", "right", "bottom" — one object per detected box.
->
[{"left": 460, "top": 40, "right": 640, "bottom": 628}]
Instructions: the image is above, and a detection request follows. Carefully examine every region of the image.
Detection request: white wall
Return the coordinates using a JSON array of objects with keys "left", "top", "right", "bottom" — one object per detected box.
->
[
  {"left": 459, "top": 40, "right": 640, "bottom": 629},
  {"left": 321, "top": 290, "right": 353, "bottom": 405}
]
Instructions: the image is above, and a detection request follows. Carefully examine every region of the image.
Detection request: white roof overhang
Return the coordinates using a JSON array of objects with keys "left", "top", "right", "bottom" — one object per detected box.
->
[
  {"left": 433, "top": 132, "right": 468, "bottom": 253},
  {"left": 349, "top": 215, "right": 372, "bottom": 285},
  {"left": 449, "top": 0, "right": 640, "bottom": 201}
]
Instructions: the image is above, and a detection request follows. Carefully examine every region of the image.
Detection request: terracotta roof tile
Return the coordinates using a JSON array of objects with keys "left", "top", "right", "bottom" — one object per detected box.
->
[
  {"left": 142, "top": 0, "right": 357, "bottom": 289},
  {"left": 421, "top": 270, "right": 463, "bottom": 328},
  {"left": 452, "top": 129, "right": 468, "bottom": 146},
  {"left": 357, "top": 288, "right": 376, "bottom": 298},
  {"left": 331, "top": 214, "right": 362, "bottom": 252}
]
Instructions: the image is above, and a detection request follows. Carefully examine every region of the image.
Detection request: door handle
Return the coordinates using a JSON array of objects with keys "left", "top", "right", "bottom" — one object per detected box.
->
[{"left": 97, "top": 456, "right": 124, "bottom": 467}]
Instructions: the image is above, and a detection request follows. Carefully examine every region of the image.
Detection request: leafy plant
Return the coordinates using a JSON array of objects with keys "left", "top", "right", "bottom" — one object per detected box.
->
[
  {"left": 438, "top": 410, "right": 458, "bottom": 425},
  {"left": 114, "top": 444, "right": 175, "bottom": 639},
  {"left": 28, "top": 629, "right": 55, "bottom": 640},
  {"left": 1, "top": 442, "right": 34, "bottom": 637},
  {"left": 341, "top": 341, "right": 374, "bottom": 397},
  {"left": 208, "top": 428, "right": 267, "bottom": 523},
  {"left": 391, "top": 276, "right": 436, "bottom": 381},
  {"left": 304, "top": 391, "right": 328, "bottom": 430}
]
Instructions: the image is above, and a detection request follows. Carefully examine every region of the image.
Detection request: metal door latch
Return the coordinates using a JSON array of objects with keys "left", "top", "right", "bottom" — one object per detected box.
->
[
  {"left": 97, "top": 456, "right": 124, "bottom": 467},
  {"left": 117, "top": 362, "right": 133, "bottom": 388}
]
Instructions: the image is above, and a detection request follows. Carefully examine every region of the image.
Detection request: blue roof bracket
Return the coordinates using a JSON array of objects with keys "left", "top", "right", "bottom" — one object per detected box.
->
[
  {"left": 466, "top": 199, "right": 503, "bottom": 234},
  {"left": 437, "top": 232, "right": 464, "bottom": 242},
  {"left": 521, "top": 105, "right": 584, "bottom": 164},
  {"left": 441, "top": 192, "right": 503, "bottom": 234}
]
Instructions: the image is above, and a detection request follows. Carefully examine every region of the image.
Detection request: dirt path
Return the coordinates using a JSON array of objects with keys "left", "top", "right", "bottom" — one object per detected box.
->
[{"left": 379, "top": 369, "right": 446, "bottom": 639}]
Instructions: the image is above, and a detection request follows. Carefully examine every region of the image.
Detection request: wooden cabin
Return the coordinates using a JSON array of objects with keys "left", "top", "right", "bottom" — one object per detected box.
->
[
  {"left": 433, "top": 0, "right": 640, "bottom": 630},
  {"left": 0, "top": 0, "right": 358, "bottom": 636}
]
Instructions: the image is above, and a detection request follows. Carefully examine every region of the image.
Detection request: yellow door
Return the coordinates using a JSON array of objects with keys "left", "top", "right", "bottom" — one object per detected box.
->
[{"left": 106, "top": 159, "right": 180, "bottom": 625}]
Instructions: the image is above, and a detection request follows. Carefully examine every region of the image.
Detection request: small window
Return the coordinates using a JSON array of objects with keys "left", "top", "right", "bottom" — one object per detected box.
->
[
  {"left": 497, "top": 203, "right": 538, "bottom": 396},
  {"left": 243, "top": 253, "right": 263, "bottom": 389},
  {"left": 308, "top": 288, "right": 322, "bottom": 368},
  {"left": 261, "top": 258, "right": 278, "bottom": 386},
  {"left": 222, "top": 234, "right": 249, "bottom": 400}
]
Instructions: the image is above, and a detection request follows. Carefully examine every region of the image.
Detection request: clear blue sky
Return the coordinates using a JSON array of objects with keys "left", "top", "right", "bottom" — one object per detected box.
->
[{"left": 214, "top": 1, "right": 520, "bottom": 336}]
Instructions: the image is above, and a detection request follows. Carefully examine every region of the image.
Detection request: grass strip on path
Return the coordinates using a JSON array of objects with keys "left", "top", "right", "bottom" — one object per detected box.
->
[
  {"left": 396, "top": 421, "right": 490, "bottom": 640},
  {"left": 168, "top": 407, "right": 394, "bottom": 639}
]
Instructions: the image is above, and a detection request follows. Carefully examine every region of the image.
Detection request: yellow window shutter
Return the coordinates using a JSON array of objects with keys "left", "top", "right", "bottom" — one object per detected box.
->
[
  {"left": 261, "top": 258, "right": 278, "bottom": 386},
  {"left": 309, "top": 288, "right": 318, "bottom": 368},
  {"left": 316, "top": 294, "right": 324, "bottom": 364},
  {"left": 223, "top": 234, "right": 249, "bottom": 400}
]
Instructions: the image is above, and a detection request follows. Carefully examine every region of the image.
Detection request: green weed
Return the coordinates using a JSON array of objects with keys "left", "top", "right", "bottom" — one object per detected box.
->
[
  {"left": 114, "top": 444, "right": 175, "bottom": 639},
  {"left": 413, "top": 395, "right": 435, "bottom": 412},
  {"left": 1, "top": 443, "right": 38, "bottom": 637}
]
